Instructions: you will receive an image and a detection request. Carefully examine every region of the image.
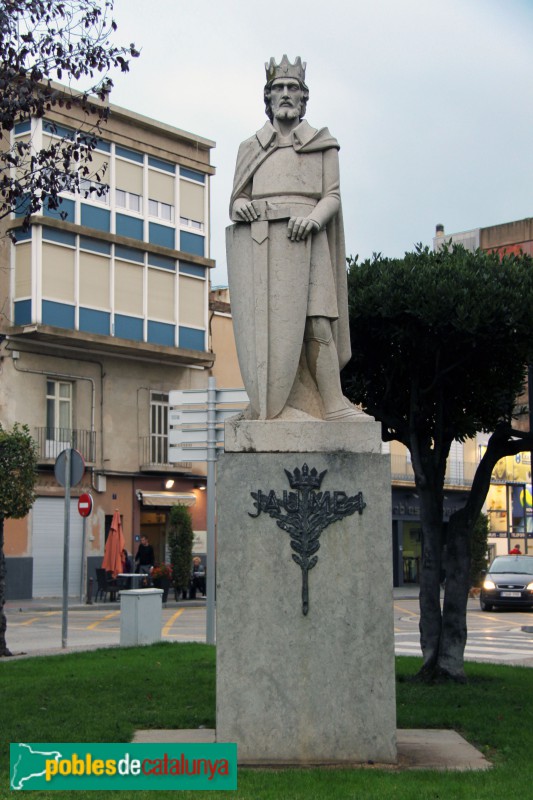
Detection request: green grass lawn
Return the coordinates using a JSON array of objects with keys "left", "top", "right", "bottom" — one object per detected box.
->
[{"left": 1, "top": 643, "right": 532, "bottom": 799}]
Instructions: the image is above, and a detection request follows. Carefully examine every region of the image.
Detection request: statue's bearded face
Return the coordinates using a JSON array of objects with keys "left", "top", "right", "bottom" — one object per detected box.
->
[{"left": 269, "top": 78, "right": 304, "bottom": 121}]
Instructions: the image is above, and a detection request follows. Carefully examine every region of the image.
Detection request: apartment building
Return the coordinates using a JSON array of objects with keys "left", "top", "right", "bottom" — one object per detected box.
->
[{"left": 1, "top": 94, "right": 215, "bottom": 599}]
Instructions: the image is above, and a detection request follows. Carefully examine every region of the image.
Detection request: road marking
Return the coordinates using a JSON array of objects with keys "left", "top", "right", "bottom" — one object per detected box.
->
[
  {"left": 162, "top": 608, "right": 184, "bottom": 637},
  {"left": 394, "top": 603, "right": 419, "bottom": 617},
  {"left": 476, "top": 612, "right": 529, "bottom": 625},
  {"left": 396, "top": 635, "right": 533, "bottom": 660},
  {"left": 87, "top": 611, "right": 120, "bottom": 630}
]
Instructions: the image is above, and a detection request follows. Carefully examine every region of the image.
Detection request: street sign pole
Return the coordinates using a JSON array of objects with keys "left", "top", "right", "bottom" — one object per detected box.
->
[
  {"left": 80, "top": 517, "right": 86, "bottom": 603},
  {"left": 78, "top": 493, "right": 92, "bottom": 602},
  {"left": 168, "top": 381, "right": 247, "bottom": 646},
  {"left": 206, "top": 376, "right": 216, "bottom": 646},
  {"left": 61, "top": 448, "right": 71, "bottom": 649},
  {"left": 55, "top": 448, "right": 85, "bottom": 649}
]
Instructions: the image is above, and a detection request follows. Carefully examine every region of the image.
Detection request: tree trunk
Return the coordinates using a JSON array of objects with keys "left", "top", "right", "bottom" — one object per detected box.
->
[
  {"left": 416, "top": 483, "right": 444, "bottom": 678},
  {"left": 437, "top": 510, "right": 471, "bottom": 682},
  {"left": 0, "top": 516, "right": 12, "bottom": 657},
  {"left": 430, "top": 425, "right": 533, "bottom": 682}
]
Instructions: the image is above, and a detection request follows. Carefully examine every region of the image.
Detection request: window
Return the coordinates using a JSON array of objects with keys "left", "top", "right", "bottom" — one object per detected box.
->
[
  {"left": 150, "top": 392, "right": 168, "bottom": 465},
  {"left": 149, "top": 198, "right": 174, "bottom": 222},
  {"left": 46, "top": 380, "right": 72, "bottom": 457},
  {"left": 448, "top": 441, "right": 464, "bottom": 484},
  {"left": 180, "top": 216, "right": 204, "bottom": 231},
  {"left": 115, "top": 188, "right": 142, "bottom": 213},
  {"left": 79, "top": 178, "right": 109, "bottom": 204}
]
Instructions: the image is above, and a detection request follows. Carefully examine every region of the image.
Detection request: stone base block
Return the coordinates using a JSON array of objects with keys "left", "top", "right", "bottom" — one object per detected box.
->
[
  {"left": 216, "top": 432, "right": 397, "bottom": 764},
  {"left": 224, "top": 414, "right": 381, "bottom": 454}
]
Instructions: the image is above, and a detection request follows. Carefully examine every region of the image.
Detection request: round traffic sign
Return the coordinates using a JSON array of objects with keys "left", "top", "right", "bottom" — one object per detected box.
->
[
  {"left": 78, "top": 493, "right": 93, "bottom": 517},
  {"left": 54, "top": 448, "right": 85, "bottom": 488}
]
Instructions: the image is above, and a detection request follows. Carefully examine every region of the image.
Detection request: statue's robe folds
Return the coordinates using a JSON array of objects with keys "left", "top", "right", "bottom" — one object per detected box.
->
[{"left": 226, "top": 119, "right": 351, "bottom": 420}]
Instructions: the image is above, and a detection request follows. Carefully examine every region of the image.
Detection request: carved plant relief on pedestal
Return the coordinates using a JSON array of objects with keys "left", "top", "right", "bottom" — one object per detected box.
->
[{"left": 249, "top": 464, "right": 365, "bottom": 614}]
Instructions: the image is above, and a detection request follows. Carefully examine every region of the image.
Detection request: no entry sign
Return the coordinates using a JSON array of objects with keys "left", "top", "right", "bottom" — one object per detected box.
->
[{"left": 78, "top": 493, "right": 93, "bottom": 517}]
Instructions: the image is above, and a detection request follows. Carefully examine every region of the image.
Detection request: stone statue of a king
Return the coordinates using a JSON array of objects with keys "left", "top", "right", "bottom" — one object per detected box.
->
[{"left": 226, "top": 55, "right": 358, "bottom": 421}]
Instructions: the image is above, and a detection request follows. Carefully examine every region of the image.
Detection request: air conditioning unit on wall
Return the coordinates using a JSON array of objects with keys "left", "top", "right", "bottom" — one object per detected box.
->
[{"left": 94, "top": 473, "right": 107, "bottom": 493}]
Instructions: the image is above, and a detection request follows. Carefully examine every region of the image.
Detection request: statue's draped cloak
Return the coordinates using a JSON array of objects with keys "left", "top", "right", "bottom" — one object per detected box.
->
[{"left": 227, "top": 120, "right": 351, "bottom": 419}]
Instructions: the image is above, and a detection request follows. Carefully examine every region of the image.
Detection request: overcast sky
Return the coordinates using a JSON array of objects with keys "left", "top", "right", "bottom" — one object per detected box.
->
[{"left": 110, "top": 0, "right": 532, "bottom": 286}]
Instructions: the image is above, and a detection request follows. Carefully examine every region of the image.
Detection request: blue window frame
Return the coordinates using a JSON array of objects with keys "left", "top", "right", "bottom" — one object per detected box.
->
[
  {"left": 14, "top": 300, "right": 31, "bottom": 325},
  {"left": 94, "top": 139, "right": 111, "bottom": 153},
  {"left": 115, "top": 314, "right": 144, "bottom": 341},
  {"left": 149, "top": 222, "right": 175, "bottom": 249},
  {"left": 81, "top": 204, "right": 111, "bottom": 232},
  {"left": 14, "top": 120, "right": 31, "bottom": 135},
  {"left": 180, "top": 231, "right": 204, "bottom": 257},
  {"left": 44, "top": 197, "right": 75, "bottom": 223},
  {"left": 79, "top": 308, "right": 110, "bottom": 335},
  {"left": 179, "top": 326, "right": 205, "bottom": 351},
  {"left": 148, "top": 253, "right": 176, "bottom": 271},
  {"left": 180, "top": 167, "right": 205, "bottom": 184},
  {"left": 43, "top": 121, "right": 75, "bottom": 139},
  {"left": 179, "top": 261, "right": 205, "bottom": 278},
  {"left": 43, "top": 227, "right": 76, "bottom": 246},
  {"left": 116, "top": 145, "right": 143, "bottom": 164},
  {"left": 42, "top": 300, "right": 75, "bottom": 329},
  {"left": 115, "top": 244, "right": 144, "bottom": 263},
  {"left": 14, "top": 195, "right": 31, "bottom": 219},
  {"left": 12, "top": 227, "right": 32, "bottom": 242},
  {"left": 116, "top": 213, "right": 143, "bottom": 240},
  {"left": 80, "top": 237, "right": 111, "bottom": 255},
  {"left": 148, "top": 156, "right": 175, "bottom": 174},
  {"left": 148, "top": 321, "right": 175, "bottom": 347}
]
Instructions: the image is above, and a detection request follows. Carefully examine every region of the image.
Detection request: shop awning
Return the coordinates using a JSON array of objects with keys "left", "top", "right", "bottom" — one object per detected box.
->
[{"left": 138, "top": 491, "right": 196, "bottom": 507}]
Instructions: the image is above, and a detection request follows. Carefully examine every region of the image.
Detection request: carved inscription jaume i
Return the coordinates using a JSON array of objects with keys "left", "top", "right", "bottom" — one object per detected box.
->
[{"left": 249, "top": 464, "right": 366, "bottom": 615}]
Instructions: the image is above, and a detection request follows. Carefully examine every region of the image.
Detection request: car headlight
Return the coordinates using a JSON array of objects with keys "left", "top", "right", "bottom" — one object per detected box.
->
[
  {"left": 527, "top": 582, "right": 533, "bottom": 591},
  {"left": 483, "top": 579, "right": 496, "bottom": 590}
]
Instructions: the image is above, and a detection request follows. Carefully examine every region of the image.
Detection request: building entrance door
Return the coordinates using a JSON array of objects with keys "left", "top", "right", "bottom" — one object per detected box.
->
[{"left": 140, "top": 509, "right": 168, "bottom": 564}]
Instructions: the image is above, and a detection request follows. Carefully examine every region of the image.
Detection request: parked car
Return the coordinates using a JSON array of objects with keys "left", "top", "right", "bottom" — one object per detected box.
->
[{"left": 480, "top": 555, "right": 533, "bottom": 611}]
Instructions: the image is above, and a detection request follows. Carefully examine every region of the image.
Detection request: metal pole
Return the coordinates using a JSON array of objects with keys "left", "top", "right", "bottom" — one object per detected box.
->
[
  {"left": 527, "top": 364, "right": 533, "bottom": 440},
  {"left": 529, "top": 364, "right": 532, "bottom": 553},
  {"left": 206, "top": 376, "right": 216, "bottom": 645},
  {"left": 61, "top": 448, "right": 72, "bottom": 648},
  {"left": 522, "top": 484, "right": 528, "bottom": 555},
  {"left": 506, "top": 482, "right": 512, "bottom": 554},
  {"left": 80, "top": 516, "right": 87, "bottom": 603}
]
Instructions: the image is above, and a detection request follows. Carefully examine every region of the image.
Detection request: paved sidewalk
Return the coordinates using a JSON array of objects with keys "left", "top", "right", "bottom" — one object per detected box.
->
[
  {"left": 4, "top": 595, "right": 207, "bottom": 613},
  {"left": 5, "top": 585, "right": 420, "bottom": 613}
]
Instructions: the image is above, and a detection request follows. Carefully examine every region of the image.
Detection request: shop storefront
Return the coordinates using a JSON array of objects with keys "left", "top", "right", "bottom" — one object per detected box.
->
[{"left": 391, "top": 488, "right": 470, "bottom": 587}]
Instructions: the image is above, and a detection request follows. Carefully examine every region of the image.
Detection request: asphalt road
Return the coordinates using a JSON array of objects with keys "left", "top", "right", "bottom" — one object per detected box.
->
[
  {"left": 3, "top": 597, "right": 533, "bottom": 665},
  {"left": 394, "top": 597, "right": 533, "bottom": 667},
  {"left": 3, "top": 602, "right": 208, "bottom": 658}
]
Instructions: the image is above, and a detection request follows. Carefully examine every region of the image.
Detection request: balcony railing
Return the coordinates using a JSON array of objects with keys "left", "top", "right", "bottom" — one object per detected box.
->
[
  {"left": 35, "top": 427, "right": 96, "bottom": 464},
  {"left": 390, "top": 455, "right": 478, "bottom": 487},
  {"left": 139, "top": 435, "right": 192, "bottom": 472}
]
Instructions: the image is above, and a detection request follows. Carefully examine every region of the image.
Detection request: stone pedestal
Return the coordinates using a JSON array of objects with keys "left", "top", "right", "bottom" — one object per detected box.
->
[{"left": 216, "top": 418, "right": 397, "bottom": 765}]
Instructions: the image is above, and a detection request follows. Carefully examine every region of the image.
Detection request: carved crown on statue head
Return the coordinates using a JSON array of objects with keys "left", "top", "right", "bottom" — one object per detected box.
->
[{"left": 265, "top": 54, "right": 306, "bottom": 84}]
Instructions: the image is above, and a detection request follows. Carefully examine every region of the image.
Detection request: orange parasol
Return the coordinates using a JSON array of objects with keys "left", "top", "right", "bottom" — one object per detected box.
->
[{"left": 102, "top": 509, "right": 126, "bottom": 578}]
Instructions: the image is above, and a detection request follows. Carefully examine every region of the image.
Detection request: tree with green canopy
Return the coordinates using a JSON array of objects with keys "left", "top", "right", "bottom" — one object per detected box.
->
[
  {"left": 0, "top": 423, "right": 37, "bottom": 657},
  {"left": 343, "top": 243, "right": 533, "bottom": 681}
]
